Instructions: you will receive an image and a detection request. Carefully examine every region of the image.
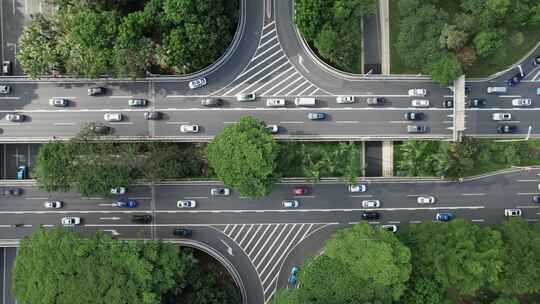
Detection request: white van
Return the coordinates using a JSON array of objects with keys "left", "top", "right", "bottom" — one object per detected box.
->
[
  {"left": 487, "top": 87, "right": 507, "bottom": 94},
  {"left": 294, "top": 97, "right": 316, "bottom": 107}
]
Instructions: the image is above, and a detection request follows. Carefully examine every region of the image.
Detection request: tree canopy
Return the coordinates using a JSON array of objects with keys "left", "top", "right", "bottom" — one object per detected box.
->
[{"left": 207, "top": 116, "right": 280, "bottom": 198}]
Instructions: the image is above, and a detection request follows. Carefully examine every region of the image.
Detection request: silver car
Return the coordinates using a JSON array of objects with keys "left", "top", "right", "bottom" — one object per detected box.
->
[
  {"left": 236, "top": 93, "right": 256, "bottom": 101},
  {"left": 180, "top": 124, "right": 199, "bottom": 133},
  {"left": 511, "top": 98, "right": 531, "bottom": 107},
  {"left": 188, "top": 77, "right": 207, "bottom": 89},
  {"left": 128, "top": 99, "right": 147, "bottom": 107},
  {"left": 408, "top": 88, "right": 427, "bottom": 97},
  {"left": 49, "top": 98, "right": 69, "bottom": 107},
  {"left": 210, "top": 188, "right": 230, "bottom": 196},
  {"left": 417, "top": 196, "right": 436, "bottom": 204},
  {"left": 104, "top": 113, "right": 122, "bottom": 122},
  {"left": 411, "top": 99, "right": 430, "bottom": 107},
  {"left": 5, "top": 113, "right": 24, "bottom": 122},
  {"left": 362, "top": 200, "right": 380, "bottom": 208},
  {"left": 0, "top": 85, "right": 11, "bottom": 94}
]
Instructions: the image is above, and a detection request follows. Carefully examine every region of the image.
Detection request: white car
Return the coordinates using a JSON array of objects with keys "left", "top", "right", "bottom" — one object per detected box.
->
[
  {"left": 266, "top": 125, "right": 279, "bottom": 134},
  {"left": 5, "top": 114, "right": 24, "bottom": 122},
  {"left": 266, "top": 98, "right": 286, "bottom": 107},
  {"left": 44, "top": 201, "right": 63, "bottom": 208},
  {"left": 382, "top": 225, "right": 398, "bottom": 233},
  {"left": 492, "top": 113, "right": 511, "bottom": 121},
  {"left": 504, "top": 209, "right": 522, "bottom": 217},
  {"left": 188, "top": 77, "right": 207, "bottom": 90},
  {"left": 104, "top": 113, "right": 122, "bottom": 122},
  {"left": 0, "top": 85, "right": 11, "bottom": 94},
  {"left": 411, "top": 99, "right": 430, "bottom": 107},
  {"left": 408, "top": 88, "right": 427, "bottom": 97},
  {"left": 362, "top": 200, "right": 380, "bottom": 208},
  {"left": 180, "top": 124, "right": 199, "bottom": 133},
  {"left": 110, "top": 187, "right": 126, "bottom": 195},
  {"left": 348, "top": 184, "right": 366, "bottom": 192},
  {"left": 177, "top": 200, "right": 197, "bottom": 208},
  {"left": 236, "top": 93, "right": 256, "bottom": 101},
  {"left": 49, "top": 98, "right": 68, "bottom": 107},
  {"left": 511, "top": 98, "right": 531, "bottom": 107},
  {"left": 210, "top": 188, "right": 230, "bottom": 196},
  {"left": 282, "top": 200, "right": 299, "bottom": 208},
  {"left": 336, "top": 96, "right": 355, "bottom": 104},
  {"left": 61, "top": 217, "right": 80, "bottom": 226},
  {"left": 417, "top": 196, "right": 436, "bottom": 204}
]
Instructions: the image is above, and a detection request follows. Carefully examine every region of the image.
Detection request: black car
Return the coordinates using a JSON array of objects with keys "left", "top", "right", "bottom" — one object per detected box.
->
[
  {"left": 131, "top": 215, "right": 152, "bottom": 224},
  {"left": 201, "top": 98, "right": 223, "bottom": 107},
  {"left": 88, "top": 87, "right": 106, "bottom": 96},
  {"left": 173, "top": 228, "right": 193, "bottom": 237},
  {"left": 405, "top": 112, "right": 424, "bottom": 121},
  {"left": 361, "top": 211, "right": 380, "bottom": 220},
  {"left": 507, "top": 73, "right": 523, "bottom": 87},
  {"left": 467, "top": 98, "right": 487, "bottom": 107},
  {"left": 497, "top": 124, "right": 517, "bottom": 134},
  {"left": 442, "top": 99, "right": 453, "bottom": 108},
  {"left": 2, "top": 188, "right": 22, "bottom": 196},
  {"left": 144, "top": 111, "right": 162, "bottom": 120},
  {"left": 89, "top": 123, "right": 111, "bottom": 134},
  {"left": 534, "top": 56, "right": 540, "bottom": 66}
]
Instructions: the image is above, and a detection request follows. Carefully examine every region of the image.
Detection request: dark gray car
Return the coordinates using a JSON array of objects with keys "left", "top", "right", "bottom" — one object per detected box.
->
[{"left": 201, "top": 98, "right": 223, "bottom": 107}]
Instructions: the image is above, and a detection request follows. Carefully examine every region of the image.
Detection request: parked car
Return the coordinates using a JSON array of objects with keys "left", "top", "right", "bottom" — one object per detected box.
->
[
  {"left": 201, "top": 98, "right": 223, "bottom": 107},
  {"left": 115, "top": 199, "right": 137, "bottom": 208},
  {"left": 467, "top": 98, "right": 487, "bottom": 107},
  {"left": 61, "top": 217, "right": 80, "bottom": 226},
  {"left": 180, "top": 124, "right": 199, "bottom": 133},
  {"left": 492, "top": 113, "right": 511, "bottom": 121},
  {"left": 417, "top": 196, "right": 436, "bottom": 204},
  {"left": 511, "top": 98, "right": 531, "bottom": 107},
  {"left": 288, "top": 266, "right": 300, "bottom": 286},
  {"left": 348, "top": 184, "right": 366, "bottom": 192},
  {"left": 128, "top": 98, "right": 147, "bottom": 107},
  {"left": 2, "top": 61, "right": 11, "bottom": 75},
  {"left": 49, "top": 98, "right": 69, "bottom": 107},
  {"left": 0, "top": 85, "right": 11, "bottom": 94},
  {"left": 266, "top": 125, "right": 279, "bottom": 134},
  {"left": 177, "top": 200, "right": 197, "bottom": 208},
  {"left": 405, "top": 112, "right": 424, "bottom": 121},
  {"left": 144, "top": 111, "right": 162, "bottom": 120},
  {"left": 104, "top": 113, "right": 122, "bottom": 122},
  {"left": 131, "top": 215, "right": 152, "bottom": 224},
  {"left": 173, "top": 228, "right": 193, "bottom": 237},
  {"left": 504, "top": 209, "right": 522, "bottom": 217},
  {"left": 6, "top": 113, "right": 25, "bottom": 122},
  {"left": 88, "top": 87, "right": 105, "bottom": 96},
  {"left": 361, "top": 211, "right": 380, "bottom": 220},
  {"left": 110, "top": 187, "right": 126, "bottom": 195},
  {"left": 408, "top": 88, "right": 427, "bottom": 97},
  {"left": 236, "top": 93, "right": 256, "bottom": 101},
  {"left": 293, "top": 186, "right": 309, "bottom": 195},
  {"left": 497, "top": 124, "right": 517, "bottom": 134},
  {"left": 366, "top": 97, "right": 384, "bottom": 105},
  {"left": 307, "top": 112, "right": 326, "bottom": 120},
  {"left": 336, "top": 96, "right": 355, "bottom": 104},
  {"left": 266, "top": 98, "right": 286, "bottom": 107},
  {"left": 382, "top": 225, "right": 398, "bottom": 233},
  {"left": 282, "top": 200, "right": 299, "bottom": 208},
  {"left": 188, "top": 77, "right": 207, "bottom": 89},
  {"left": 362, "top": 200, "right": 380, "bottom": 208},
  {"left": 442, "top": 99, "right": 454, "bottom": 108},
  {"left": 435, "top": 213, "right": 454, "bottom": 222},
  {"left": 44, "top": 201, "right": 63, "bottom": 208},
  {"left": 210, "top": 188, "right": 230, "bottom": 196},
  {"left": 407, "top": 125, "right": 428, "bottom": 133},
  {"left": 411, "top": 99, "right": 430, "bottom": 107}
]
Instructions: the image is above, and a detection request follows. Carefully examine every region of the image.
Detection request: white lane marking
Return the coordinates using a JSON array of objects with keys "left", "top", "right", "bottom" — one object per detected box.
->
[
  {"left": 293, "top": 195, "right": 315, "bottom": 199},
  {"left": 461, "top": 193, "right": 485, "bottom": 196},
  {"left": 238, "top": 225, "right": 254, "bottom": 246},
  {"left": 298, "top": 55, "right": 309, "bottom": 73},
  {"left": 279, "top": 121, "right": 303, "bottom": 124},
  {"left": 220, "top": 239, "right": 234, "bottom": 256},
  {"left": 336, "top": 121, "right": 359, "bottom": 124},
  {"left": 252, "top": 225, "right": 284, "bottom": 260},
  {"left": 242, "top": 224, "right": 263, "bottom": 248},
  {"left": 258, "top": 68, "right": 297, "bottom": 95},
  {"left": 240, "top": 52, "right": 284, "bottom": 78},
  {"left": 348, "top": 221, "right": 359, "bottom": 225},
  {"left": 0, "top": 97, "right": 20, "bottom": 100},
  {"left": 516, "top": 205, "right": 540, "bottom": 209},
  {"left": 51, "top": 96, "right": 77, "bottom": 99},
  {"left": 273, "top": 77, "right": 303, "bottom": 96},
  {"left": 24, "top": 197, "right": 49, "bottom": 200},
  {"left": 388, "top": 121, "right": 410, "bottom": 124},
  {"left": 409, "top": 220, "right": 422, "bottom": 224},
  {"left": 517, "top": 192, "right": 540, "bottom": 195},
  {"left": 99, "top": 217, "right": 121, "bottom": 220},
  {"left": 368, "top": 221, "right": 380, "bottom": 224},
  {"left": 388, "top": 221, "right": 401, "bottom": 224},
  {"left": 246, "top": 225, "right": 271, "bottom": 256},
  {"left": 103, "top": 229, "right": 120, "bottom": 236},
  {"left": 263, "top": 21, "right": 275, "bottom": 30},
  {"left": 406, "top": 194, "right": 425, "bottom": 197},
  {"left": 223, "top": 121, "right": 236, "bottom": 124},
  {"left": 109, "top": 96, "right": 134, "bottom": 99},
  {"left": 517, "top": 179, "right": 539, "bottom": 182},
  {"left": 166, "top": 121, "right": 190, "bottom": 125},
  {"left": 471, "top": 219, "right": 485, "bottom": 222},
  {"left": 183, "top": 196, "right": 208, "bottom": 199},
  {"left": 53, "top": 122, "right": 76, "bottom": 126},
  {"left": 256, "top": 224, "right": 295, "bottom": 271},
  {"left": 260, "top": 28, "right": 276, "bottom": 40},
  {"left": 109, "top": 122, "right": 133, "bottom": 125},
  {"left": 224, "top": 60, "right": 289, "bottom": 96},
  {"left": 526, "top": 219, "right": 539, "bottom": 222},
  {"left": 350, "top": 195, "right": 373, "bottom": 198},
  {"left": 499, "top": 95, "right": 522, "bottom": 98},
  {"left": 156, "top": 206, "right": 485, "bottom": 213},
  {"left": 284, "top": 80, "right": 310, "bottom": 96},
  {"left": 298, "top": 85, "right": 315, "bottom": 96}
]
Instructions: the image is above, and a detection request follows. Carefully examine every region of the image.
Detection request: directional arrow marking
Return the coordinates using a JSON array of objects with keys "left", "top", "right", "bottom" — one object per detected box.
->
[{"left": 220, "top": 239, "right": 234, "bottom": 256}]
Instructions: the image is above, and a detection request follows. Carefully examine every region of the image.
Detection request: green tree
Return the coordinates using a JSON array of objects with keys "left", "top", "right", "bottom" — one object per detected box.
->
[
  {"left": 439, "top": 24, "right": 468, "bottom": 50},
  {"left": 407, "top": 220, "right": 503, "bottom": 295},
  {"left": 491, "top": 297, "right": 521, "bottom": 304},
  {"left": 207, "top": 116, "right": 280, "bottom": 198},
  {"left": 13, "top": 228, "right": 191, "bottom": 304},
  {"left": 473, "top": 30, "right": 504, "bottom": 58},
  {"left": 294, "top": 0, "right": 333, "bottom": 41},
  {"left": 17, "top": 15, "right": 60, "bottom": 78},
  {"left": 395, "top": 140, "right": 440, "bottom": 176},
  {"left": 113, "top": 12, "right": 153, "bottom": 78},
  {"left": 33, "top": 141, "right": 76, "bottom": 192},
  {"left": 493, "top": 218, "right": 540, "bottom": 295},
  {"left": 402, "top": 277, "right": 444, "bottom": 304},
  {"left": 426, "top": 52, "right": 463, "bottom": 86}
]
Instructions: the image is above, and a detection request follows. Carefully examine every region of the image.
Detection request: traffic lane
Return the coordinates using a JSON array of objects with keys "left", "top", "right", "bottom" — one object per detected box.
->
[
  {"left": 465, "top": 108, "right": 540, "bottom": 135},
  {"left": 0, "top": 110, "right": 150, "bottom": 137},
  {"left": 4, "top": 247, "right": 16, "bottom": 304},
  {"left": 154, "top": 108, "right": 453, "bottom": 137},
  {"left": 3, "top": 143, "right": 38, "bottom": 179},
  {"left": 467, "top": 81, "right": 538, "bottom": 99}
]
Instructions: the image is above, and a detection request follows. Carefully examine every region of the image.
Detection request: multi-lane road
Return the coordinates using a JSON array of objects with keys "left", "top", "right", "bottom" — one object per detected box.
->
[{"left": 1, "top": 168, "right": 540, "bottom": 302}]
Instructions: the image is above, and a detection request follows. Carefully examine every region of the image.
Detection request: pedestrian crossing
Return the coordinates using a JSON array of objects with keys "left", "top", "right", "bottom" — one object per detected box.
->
[
  {"left": 215, "top": 20, "right": 328, "bottom": 98},
  {"left": 215, "top": 223, "right": 330, "bottom": 302}
]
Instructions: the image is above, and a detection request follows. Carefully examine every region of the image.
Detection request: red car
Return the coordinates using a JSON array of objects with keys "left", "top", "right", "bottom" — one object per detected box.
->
[{"left": 293, "top": 186, "right": 309, "bottom": 195}]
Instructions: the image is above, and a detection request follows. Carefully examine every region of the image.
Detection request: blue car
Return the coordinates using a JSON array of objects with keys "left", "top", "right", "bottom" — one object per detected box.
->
[
  {"left": 288, "top": 266, "right": 300, "bottom": 286},
  {"left": 115, "top": 199, "right": 137, "bottom": 208},
  {"left": 435, "top": 213, "right": 454, "bottom": 222},
  {"left": 308, "top": 112, "right": 326, "bottom": 120},
  {"left": 16, "top": 166, "right": 27, "bottom": 180},
  {"left": 507, "top": 73, "right": 522, "bottom": 87}
]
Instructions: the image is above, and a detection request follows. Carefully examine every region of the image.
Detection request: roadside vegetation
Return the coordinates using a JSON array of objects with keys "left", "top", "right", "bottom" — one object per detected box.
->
[
  {"left": 294, "top": 0, "right": 378, "bottom": 73},
  {"left": 13, "top": 227, "right": 240, "bottom": 304},
  {"left": 391, "top": 0, "right": 540, "bottom": 82},
  {"left": 394, "top": 138, "right": 540, "bottom": 178},
  {"left": 274, "top": 219, "right": 540, "bottom": 304},
  {"left": 18, "top": 0, "right": 238, "bottom": 78}
]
